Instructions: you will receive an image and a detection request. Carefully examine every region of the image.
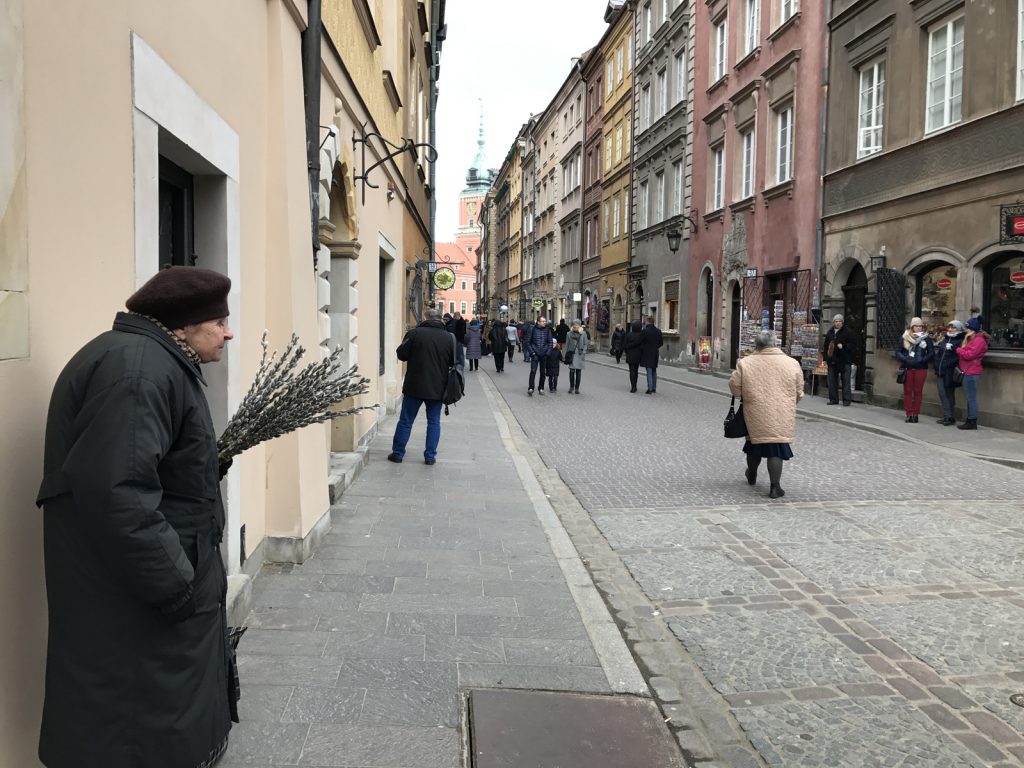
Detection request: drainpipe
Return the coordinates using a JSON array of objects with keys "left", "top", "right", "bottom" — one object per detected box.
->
[
  {"left": 815, "top": 0, "right": 832, "bottom": 322},
  {"left": 302, "top": 0, "right": 323, "bottom": 269}
]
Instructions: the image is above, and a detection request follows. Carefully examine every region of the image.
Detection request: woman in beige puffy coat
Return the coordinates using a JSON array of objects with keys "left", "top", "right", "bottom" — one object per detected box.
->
[{"left": 728, "top": 330, "right": 804, "bottom": 498}]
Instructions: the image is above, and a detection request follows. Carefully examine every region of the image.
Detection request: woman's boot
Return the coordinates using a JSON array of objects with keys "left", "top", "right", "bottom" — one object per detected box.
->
[{"left": 957, "top": 419, "right": 977, "bottom": 430}]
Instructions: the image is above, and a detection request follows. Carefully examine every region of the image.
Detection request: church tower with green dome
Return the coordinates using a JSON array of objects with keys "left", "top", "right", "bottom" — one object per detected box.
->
[{"left": 455, "top": 104, "right": 495, "bottom": 257}]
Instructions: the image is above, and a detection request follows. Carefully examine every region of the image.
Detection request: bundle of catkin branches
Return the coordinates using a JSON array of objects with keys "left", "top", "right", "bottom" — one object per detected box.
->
[{"left": 217, "top": 331, "right": 373, "bottom": 466}]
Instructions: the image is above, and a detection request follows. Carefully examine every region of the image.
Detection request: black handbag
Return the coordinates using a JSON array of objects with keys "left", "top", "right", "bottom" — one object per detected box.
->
[
  {"left": 723, "top": 395, "right": 748, "bottom": 439},
  {"left": 442, "top": 337, "right": 464, "bottom": 415},
  {"left": 952, "top": 366, "right": 965, "bottom": 387},
  {"left": 896, "top": 367, "right": 906, "bottom": 384}
]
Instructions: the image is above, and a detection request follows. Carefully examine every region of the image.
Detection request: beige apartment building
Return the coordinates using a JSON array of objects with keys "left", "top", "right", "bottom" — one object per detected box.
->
[{"left": 0, "top": 0, "right": 439, "bottom": 763}]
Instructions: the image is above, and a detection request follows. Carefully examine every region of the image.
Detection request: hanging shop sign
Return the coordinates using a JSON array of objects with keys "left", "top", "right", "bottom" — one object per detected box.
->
[
  {"left": 936, "top": 278, "right": 952, "bottom": 290},
  {"left": 531, "top": 298, "right": 544, "bottom": 309},
  {"left": 432, "top": 267, "right": 456, "bottom": 290},
  {"left": 999, "top": 203, "right": 1024, "bottom": 245}
]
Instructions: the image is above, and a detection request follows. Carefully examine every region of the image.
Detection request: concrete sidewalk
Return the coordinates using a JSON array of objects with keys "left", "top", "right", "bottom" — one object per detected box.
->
[
  {"left": 220, "top": 369, "right": 651, "bottom": 768},
  {"left": 590, "top": 356, "right": 1024, "bottom": 471}
]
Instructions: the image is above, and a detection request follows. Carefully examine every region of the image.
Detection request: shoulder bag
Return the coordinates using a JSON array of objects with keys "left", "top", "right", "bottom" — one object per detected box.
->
[
  {"left": 952, "top": 366, "right": 965, "bottom": 387},
  {"left": 896, "top": 368, "right": 906, "bottom": 384},
  {"left": 442, "top": 336, "right": 464, "bottom": 415},
  {"left": 723, "top": 395, "right": 748, "bottom": 439}
]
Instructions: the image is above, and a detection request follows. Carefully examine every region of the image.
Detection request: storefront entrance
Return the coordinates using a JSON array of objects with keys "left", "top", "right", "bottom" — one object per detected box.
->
[{"left": 842, "top": 263, "right": 868, "bottom": 391}]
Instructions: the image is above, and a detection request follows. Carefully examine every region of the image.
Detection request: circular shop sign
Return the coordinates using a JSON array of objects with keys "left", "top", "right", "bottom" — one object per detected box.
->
[
  {"left": 432, "top": 267, "right": 456, "bottom": 290},
  {"left": 936, "top": 278, "right": 952, "bottom": 290},
  {"left": 1010, "top": 270, "right": 1024, "bottom": 285}
]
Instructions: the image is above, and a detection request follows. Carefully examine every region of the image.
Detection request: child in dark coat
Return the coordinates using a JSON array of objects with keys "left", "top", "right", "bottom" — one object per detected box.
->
[{"left": 545, "top": 344, "right": 562, "bottom": 392}]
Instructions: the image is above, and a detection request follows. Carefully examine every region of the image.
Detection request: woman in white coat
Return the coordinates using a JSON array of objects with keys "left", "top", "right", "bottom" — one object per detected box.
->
[
  {"left": 728, "top": 330, "right": 804, "bottom": 498},
  {"left": 565, "top": 319, "right": 589, "bottom": 394}
]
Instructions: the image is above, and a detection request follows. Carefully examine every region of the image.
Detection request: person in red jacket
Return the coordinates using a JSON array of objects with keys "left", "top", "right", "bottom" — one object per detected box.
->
[{"left": 954, "top": 317, "right": 989, "bottom": 430}]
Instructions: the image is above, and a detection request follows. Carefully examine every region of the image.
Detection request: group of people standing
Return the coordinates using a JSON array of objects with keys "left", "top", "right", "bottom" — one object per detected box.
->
[{"left": 895, "top": 315, "right": 989, "bottom": 429}]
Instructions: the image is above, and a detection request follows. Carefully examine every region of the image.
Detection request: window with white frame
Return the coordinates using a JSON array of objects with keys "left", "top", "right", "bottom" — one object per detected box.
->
[
  {"left": 644, "top": 2, "right": 652, "bottom": 43},
  {"left": 714, "top": 17, "right": 728, "bottom": 80},
  {"left": 461, "top": 301, "right": 467, "bottom": 314},
  {"left": 780, "top": 0, "right": 796, "bottom": 24},
  {"left": 775, "top": 105, "right": 793, "bottom": 182},
  {"left": 925, "top": 14, "right": 964, "bottom": 133},
  {"left": 740, "top": 128, "right": 754, "bottom": 199},
  {"left": 857, "top": 59, "right": 885, "bottom": 158},
  {"left": 664, "top": 279, "right": 680, "bottom": 331},
  {"left": 605, "top": 132, "right": 612, "bottom": 170},
  {"left": 674, "top": 50, "right": 686, "bottom": 104},
  {"left": 617, "top": 46, "right": 624, "bottom": 83},
  {"left": 640, "top": 84, "right": 651, "bottom": 131},
  {"left": 639, "top": 180, "right": 649, "bottom": 229},
  {"left": 461, "top": 280, "right": 467, "bottom": 290},
  {"left": 603, "top": 200, "right": 610, "bottom": 242},
  {"left": 711, "top": 144, "right": 724, "bottom": 210},
  {"left": 655, "top": 171, "right": 665, "bottom": 222},
  {"left": 744, "top": 0, "right": 760, "bottom": 55},
  {"left": 657, "top": 69, "right": 667, "bottom": 118},
  {"left": 662, "top": 0, "right": 669, "bottom": 25},
  {"left": 613, "top": 194, "right": 621, "bottom": 238},
  {"left": 615, "top": 124, "right": 623, "bottom": 163},
  {"left": 1017, "top": 0, "right": 1023, "bottom": 100},
  {"left": 606, "top": 60, "right": 614, "bottom": 96},
  {"left": 672, "top": 159, "right": 683, "bottom": 215}
]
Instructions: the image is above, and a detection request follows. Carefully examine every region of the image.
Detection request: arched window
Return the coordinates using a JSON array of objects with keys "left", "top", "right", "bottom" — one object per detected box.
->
[
  {"left": 984, "top": 252, "right": 1024, "bottom": 349},
  {"left": 915, "top": 262, "right": 957, "bottom": 337}
]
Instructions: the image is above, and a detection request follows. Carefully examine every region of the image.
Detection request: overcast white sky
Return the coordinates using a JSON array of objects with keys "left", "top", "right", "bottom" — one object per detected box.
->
[{"left": 434, "top": 0, "right": 610, "bottom": 242}]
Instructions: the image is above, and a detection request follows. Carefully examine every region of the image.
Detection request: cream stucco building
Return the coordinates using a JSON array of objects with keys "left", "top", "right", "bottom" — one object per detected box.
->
[{"left": 0, "top": 0, "right": 442, "bottom": 763}]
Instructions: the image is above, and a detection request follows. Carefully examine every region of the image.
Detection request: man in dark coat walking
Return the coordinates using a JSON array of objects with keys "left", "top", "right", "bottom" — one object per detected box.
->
[
  {"left": 640, "top": 315, "right": 664, "bottom": 393},
  {"left": 554, "top": 318, "right": 570, "bottom": 350},
  {"left": 823, "top": 313, "right": 857, "bottom": 406},
  {"left": 524, "top": 317, "right": 554, "bottom": 395},
  {"left": 389, "top": 308, "right": 456, "bottom": 465},
  {"left": 488, "top": 320, "right": 509, "bottom": 373},
  {"left": 36, "top": 266, "right": 237, "bottom": 768}
]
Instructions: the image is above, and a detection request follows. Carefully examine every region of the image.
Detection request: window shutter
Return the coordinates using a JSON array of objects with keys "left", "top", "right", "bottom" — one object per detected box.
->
[{"left": 664, "top": 280, "right": 680, "bottom": 302}]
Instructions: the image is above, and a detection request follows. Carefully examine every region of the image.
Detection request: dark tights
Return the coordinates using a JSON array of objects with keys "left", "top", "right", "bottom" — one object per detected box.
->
[
  {"left": 469, "top": 359, "right": 479, "bottom": 371},
  {"left": 628, "top": 363, "right": 640, "bottom": 391},
  {"left": 569, "top": 369, "right": 582, "bottom": 390},
  {"left": 746, "top": 454, "right": 783, "bottom": 485}
]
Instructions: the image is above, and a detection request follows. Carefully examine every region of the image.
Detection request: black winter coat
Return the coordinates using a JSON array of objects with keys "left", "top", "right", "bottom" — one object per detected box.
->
[
  {"left": 610, "top": 328, "right": 626, "bottom": 352},
  {"left": 555, "top": 322, "right": 570, "bottom": 344},
  {"left": 823, "top": 325, "right": 858, "bottom": 366},
  {"left": 397, "top": 319, "right": 456, "bottom": 401},
  {"left": 625, "top": 330, "right": 644, "bottom": 365},
  {"left": 36, "top": 313, "right": 233, "bottom": 768},
  {"left": 640, "top": 325, "right": 664, "bottom": 368},
  {"left": 933, "top": 334, "right": 964, "bottom": 386},
  {"left": 525, "top": 324, "right": 554, "bottom": 356},
  {"left": 488, "top": 322, "right": 509, "bottom": 355},
  {"left": 896, "top": 334, "right": 935, "bottom": 370}
]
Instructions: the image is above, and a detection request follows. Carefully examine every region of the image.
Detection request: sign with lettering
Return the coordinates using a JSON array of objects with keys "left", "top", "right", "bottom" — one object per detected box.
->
[{"left": 1000, "top": 203, "right": 1024, "bottom": 245}]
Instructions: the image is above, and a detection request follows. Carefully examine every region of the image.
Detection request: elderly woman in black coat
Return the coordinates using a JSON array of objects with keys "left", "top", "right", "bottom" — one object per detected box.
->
[{"left": 624, "top": 320, "right": 645, "bottom": 393}]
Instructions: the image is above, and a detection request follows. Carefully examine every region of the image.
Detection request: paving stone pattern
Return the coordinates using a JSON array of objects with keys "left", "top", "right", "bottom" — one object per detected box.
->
[
  {"left": 491, "top": 360, "right": 1024, "bottom": 767},
  {"left": 222, "top": 373, "right": 613, "bottom": 768}
]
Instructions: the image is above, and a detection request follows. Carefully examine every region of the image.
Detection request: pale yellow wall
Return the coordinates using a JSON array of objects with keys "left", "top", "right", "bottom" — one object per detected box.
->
[{"left": 601, "top": 9, "right": 633, "bottom": 275}]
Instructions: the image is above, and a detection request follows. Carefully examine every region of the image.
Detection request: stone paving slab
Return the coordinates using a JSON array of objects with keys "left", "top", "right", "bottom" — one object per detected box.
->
[{"left": 224, "top": 371, "right": 640, "bottom": 766}]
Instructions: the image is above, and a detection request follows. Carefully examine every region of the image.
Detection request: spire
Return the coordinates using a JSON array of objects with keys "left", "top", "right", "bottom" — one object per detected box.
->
[{"left": 470, "top": 99, "right": 487, "bottom": 176}]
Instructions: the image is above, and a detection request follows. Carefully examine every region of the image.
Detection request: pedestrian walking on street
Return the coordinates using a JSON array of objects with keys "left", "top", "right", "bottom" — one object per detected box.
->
[
  {"left": 895, "top": 317, "right": 934, "bottom": 423},
  {"left": 565, "top": 319, "right": 589, "bottom": 394},
  {"left": 555, "top": 318, "right": 570, "bottom": 350},
  {"left": 525, "top": 317, "right": 553, "bottom": 395},
  {"left": 955, "top": 317, "right": 990, "bottom": 430},
  {"left": 465, "top": 320, "right": 483, "bottom": 372},
  {"left": 389, "top": 308, "right": 455, "bottom": 465},
  {"left": 729, "top": 330, "right": 804, "bottom": 499},
  {"left": 36, "top": 266, "right": 238, "bottom": 768},
  {"left": 545, "top": 342, "right": 562, "bottom": 392},
  {"left": 610, "top": 323, "right": 626, "bottom": 363},
  {"left": 823, "top": 314, "right": 857, "bottom": 406},
  {"left": 450, "top": 312, "right": 468, "bottom": 368},
  {"left": 625, "top": 320, "right": 644, "bottom": 392},
  {"left": 933, "top": 319, "right": 964, "bottom": 425},
  {"left": 506, "top": 321, "right": 519, "bottom": 362},
  {"left": 520, "top": 319, "right": 535, "bottom": 363},
  {"left": 641, "top": 316, "right": 664, "bottom": 394},
  {"left": 489, "top": 320, "right": 509, "bottom": 373}
]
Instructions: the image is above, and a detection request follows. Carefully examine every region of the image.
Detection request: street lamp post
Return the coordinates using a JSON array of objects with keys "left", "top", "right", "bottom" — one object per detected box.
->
[{"left": 666, "top": 229, "right": 682, "bottom": 254}]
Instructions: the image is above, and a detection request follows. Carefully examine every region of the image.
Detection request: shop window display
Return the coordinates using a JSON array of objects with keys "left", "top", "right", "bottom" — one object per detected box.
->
[
  {"left": 985, "top": 254, "right": 1024, "bottom": 349},
  {"left": 916, "top": 264, "right": 957, "bottom": 338}
]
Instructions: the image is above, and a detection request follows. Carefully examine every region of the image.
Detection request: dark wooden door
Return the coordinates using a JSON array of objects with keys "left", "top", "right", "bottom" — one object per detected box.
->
[{"left": 843, "top": 263, "right": 868, "bottom": 390}]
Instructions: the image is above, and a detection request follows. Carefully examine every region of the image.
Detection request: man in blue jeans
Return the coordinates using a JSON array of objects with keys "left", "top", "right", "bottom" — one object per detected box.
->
[{"left": 389, "top": 308, "right": 455, "bottom": 465}]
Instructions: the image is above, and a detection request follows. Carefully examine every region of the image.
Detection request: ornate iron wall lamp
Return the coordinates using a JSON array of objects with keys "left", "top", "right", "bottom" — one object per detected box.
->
[{"left": 352, "top": 123, "right": 437, "bottom": 204}]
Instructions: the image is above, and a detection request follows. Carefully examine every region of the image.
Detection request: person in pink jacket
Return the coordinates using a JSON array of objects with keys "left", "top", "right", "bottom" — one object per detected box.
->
[
  {"left": 729, "top": 330, "right": 804, "bottom": 498},
  {"left": 954, "top": 317, "right": 989, "bottom": 430}
]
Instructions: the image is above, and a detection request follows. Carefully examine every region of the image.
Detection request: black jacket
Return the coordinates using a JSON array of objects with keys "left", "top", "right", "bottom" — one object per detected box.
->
[
  {"left": 545, "top": 347, "right": 562, "bottom": 375},
  {"left": 610, "top": 328, "right": 626, "bottom": 352},
  {"left": 397, "top": 319, "right": 456, "bottom": 401},
  {"left": 525, "top": 324, "right": 554, "bottom": 356},
  {"left": 452, "top": 318, "right": 467, "bottom": 344},
  {"left": 933, "top": 334, "right": 964, "bottom": 385},
  {"left": 488, "top": 322, "right": 509, "bottom": 354},
  {"left": 625, "top": 329, "right": 644, "bottom": 366},
  {"left": 823, "top": 325, "right": 858, "bottom": 366},
  {"left": 640, "top": 324, "right": 664, "bottom": 368},
  {"left": 896, "top": 334, "right": 935, "bottom": 370},
  {"left": 36, "top": 313, "right": 233, "bottom": 768},
  {"left": 555, "top": 321, "right": 570, "bottom": 344}
]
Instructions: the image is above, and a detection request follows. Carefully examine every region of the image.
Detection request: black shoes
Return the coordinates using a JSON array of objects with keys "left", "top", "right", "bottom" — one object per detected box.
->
[
  {"left": 826, "top": 401, "right": 839, "bottom": 405},
  {"left": 936, "top": 417, "right": 956, "bottom": 426},
  {"left": 630, "top": 387, "right": 637, "bottom": 393},
  {"left": 644, "top": 389, "right": 652, "bottom": 395},
  {"left": 528, "top": 389, "right": 533, "bottom": 396},
  {"left": 957, "top": 419, "right": 978, "bottom": 430},
  {"left": 387, "top": 453, "right": 402, "bottom": 463},
  {"left": 424, "top": 458, "right": 436, "bottom": 465},
  {"left": 769, "top": 484, "right": 785, "bottom": 499},
  {"left": 905, "top": 415, "right": 919, "bottom": 423},
  {"left": 745, "top": 468, "right": 757, "bottom": 485}
]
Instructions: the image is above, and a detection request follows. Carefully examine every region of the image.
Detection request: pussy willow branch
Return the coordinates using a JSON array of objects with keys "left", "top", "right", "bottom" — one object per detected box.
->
[{"left": 217, "top": 331, "right": 373, "bottom": 465}]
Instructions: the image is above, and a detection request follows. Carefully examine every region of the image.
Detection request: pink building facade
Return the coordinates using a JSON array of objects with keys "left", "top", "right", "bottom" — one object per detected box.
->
[{"left": 691, "top": 0, "right": 826, "bottom": 370}]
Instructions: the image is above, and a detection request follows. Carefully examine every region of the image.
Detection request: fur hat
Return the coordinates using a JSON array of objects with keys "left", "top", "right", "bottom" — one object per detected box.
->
[
  {"left": 966, "top": 317, "right": 982, "bottom": 332},
  {"left": 126, "top": 266, "right": 230, "bottom": 329}
]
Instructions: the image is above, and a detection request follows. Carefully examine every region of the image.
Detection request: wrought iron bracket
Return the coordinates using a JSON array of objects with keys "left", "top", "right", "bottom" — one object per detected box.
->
[
  {"left": 681, "top": 209, "right": 699, "bottom": 233},
  {"left": 352, "top": 123, "right": 437, "bottom": 204}
]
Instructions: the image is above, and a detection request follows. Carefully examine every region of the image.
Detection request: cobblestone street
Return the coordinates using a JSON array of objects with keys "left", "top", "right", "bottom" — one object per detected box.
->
[{"left": 485, "top": 356, "right": 1024, "bottom": 767}]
